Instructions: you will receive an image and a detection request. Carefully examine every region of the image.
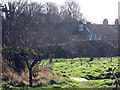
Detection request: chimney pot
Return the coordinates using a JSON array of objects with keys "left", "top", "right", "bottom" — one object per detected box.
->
[
  {"left": 103, "top": 19, "right": 108, "bottom": 25},
  {"left": 87, "top": 22, "right": 91, "bottom": 25},
  {"left": 115, "top": 19, "right": 119, "bottom": 25},
  {"left": 115, "top": 19, "right": 119, "bottom": 30}
]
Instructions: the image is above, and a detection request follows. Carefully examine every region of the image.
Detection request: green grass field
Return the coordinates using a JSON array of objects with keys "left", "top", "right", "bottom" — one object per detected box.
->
[
  {"left": 2, "top": 57, "right": 120, "bottom": 89},
  {"left": 51, "top": 57, "right": 119, "bottom": 88},
  {"left": 53, "top": 57, "right": 119, "bottom": 79}
]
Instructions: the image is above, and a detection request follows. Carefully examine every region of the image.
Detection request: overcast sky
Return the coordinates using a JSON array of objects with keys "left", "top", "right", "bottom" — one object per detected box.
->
[
  {"left": 28, "top": 0, "right": 119, "bottom": 24},
  {"left": 1, "top": 0, "right": 118, "bottom": 24}
]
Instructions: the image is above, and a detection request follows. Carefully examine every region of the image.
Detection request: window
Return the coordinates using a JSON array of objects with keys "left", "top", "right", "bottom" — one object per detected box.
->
[
  {"left": 78, "top": 24, "right": 83, "bottom": 31},
  {"left": 89, "top": 34, "right": 92, "bottom": 40},
  {"left": 72, "top": 35, "right": 76, "bottom": 41},
  {"left": 94, "top": 34, "right": 97, "bottom": 40},
  {"left": 72, "top": 38, "right": 76, "bottom": 41},
  {"left": 98, "top": 34, "right": 102, "bottom": 40},
  {"left": 53, "top": 37, "right": 56, "bottom": 40}
]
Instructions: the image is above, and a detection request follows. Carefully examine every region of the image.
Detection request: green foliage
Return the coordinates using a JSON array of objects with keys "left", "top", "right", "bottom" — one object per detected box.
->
[
  {"left": 14, "top": 81, "right": 26, "bottom": 87},
  {"left": 50, "top": 77, "right": 57, "bottom": 85}
]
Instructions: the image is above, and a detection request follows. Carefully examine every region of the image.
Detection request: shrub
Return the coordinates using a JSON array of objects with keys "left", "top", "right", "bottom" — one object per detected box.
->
[
  {"left": 15, "top": 81, "right": 26, "bottom": 87},
  {"left": 50, "top": 79, "right": 57, "bottom": 85},
  {"left": 34, "top": 82, "right": 43, "bottom": 87}
]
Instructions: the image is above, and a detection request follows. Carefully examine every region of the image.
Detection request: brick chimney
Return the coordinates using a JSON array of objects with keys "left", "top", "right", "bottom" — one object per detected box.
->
[
  {"left": 103, "top": 19, "right": 108, "bottom": 25},
  {"left": 115, "top": 19, "right": 119, "bottom": 30},
  {"left": 86, "top": 22, "right": 91, "bottom": 26},
  {"left": 86, "top": 22, "right": 91, "bottom": 25}
]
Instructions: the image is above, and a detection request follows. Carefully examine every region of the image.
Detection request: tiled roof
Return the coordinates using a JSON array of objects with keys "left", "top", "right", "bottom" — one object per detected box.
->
[
  {"left": 54, "top": 21, "right": 118, "bottom": 40},
  {"left": 85, "top": 24, "right": 118, "bottom": 40}
]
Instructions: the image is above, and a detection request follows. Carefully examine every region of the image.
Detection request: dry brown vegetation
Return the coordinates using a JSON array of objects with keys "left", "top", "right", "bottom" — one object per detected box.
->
[
  {"left": 2, "top": 60, "right": 27, "bottom": 84},
  {"left": 2, "top": 60, "right": 62, "bottom": 86},
  {"left": 32, "top": 65, "right": 61, "bottom": 84}
]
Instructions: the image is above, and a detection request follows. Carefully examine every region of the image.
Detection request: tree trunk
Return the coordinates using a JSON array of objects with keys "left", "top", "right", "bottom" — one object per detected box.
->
[{"left": 29, "top": 67, "right": 32, "bottom": 87}]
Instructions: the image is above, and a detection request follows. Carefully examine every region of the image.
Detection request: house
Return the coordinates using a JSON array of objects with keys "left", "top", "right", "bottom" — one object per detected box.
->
[{"left": 54, "top": 19, "right": 118, "bottom": 42}]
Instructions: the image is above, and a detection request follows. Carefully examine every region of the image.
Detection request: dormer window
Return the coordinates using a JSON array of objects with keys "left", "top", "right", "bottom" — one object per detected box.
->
[{"left": 78, "top": 24, "right": 83, "bottom": 31}]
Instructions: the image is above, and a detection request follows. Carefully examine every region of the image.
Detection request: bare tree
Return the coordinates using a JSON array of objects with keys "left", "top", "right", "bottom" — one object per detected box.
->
[
  {"left": 2, "top": 1, "right": 55, "bottom": 87},
  {"left": 43, "top": 2, "right": 61, "bottom": 24},
  {"left": 60, "top": 1, "right": 83, "bottom": 22}
]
